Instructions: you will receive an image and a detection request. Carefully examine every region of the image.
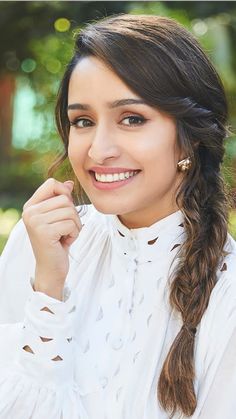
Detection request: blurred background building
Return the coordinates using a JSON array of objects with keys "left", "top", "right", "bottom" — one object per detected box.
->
[{"left": 0, "top": 1, "right": 236, "bottom": 252}]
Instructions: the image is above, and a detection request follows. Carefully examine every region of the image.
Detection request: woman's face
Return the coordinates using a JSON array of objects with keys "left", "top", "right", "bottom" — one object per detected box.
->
[{"left": 67, "top": 56, "right": 183, "bottom": 228}]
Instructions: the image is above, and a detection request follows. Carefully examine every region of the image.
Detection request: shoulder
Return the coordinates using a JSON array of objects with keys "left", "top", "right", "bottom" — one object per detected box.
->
[
  {"left": 222, "top": 233, "right": 236, "bottom": 268},
  {"left": 0, "top": 219, "right": 35, "bottom": 323},
  {"left": 198, "top": 233, "right": 236, "bottom": 342},
  {"left": 195, "top": 235, "right": 236, "bottom": 381},
  {"left": 0, "top": 217, "right": 31, "bottom": 261},
  {"left": 205, "top": 233, "right": 236, "bottom": 312},
  {"left": 215, "top": 233, "right": 236, "bottom": 295}
]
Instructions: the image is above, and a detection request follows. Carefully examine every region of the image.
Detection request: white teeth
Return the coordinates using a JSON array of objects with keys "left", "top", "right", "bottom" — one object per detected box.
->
[
  {"left": 94, "top": 171, "right": 138, "bottom": 183},
  {"left": 106, "top": 174, "right": 113, "bottom": 182}
]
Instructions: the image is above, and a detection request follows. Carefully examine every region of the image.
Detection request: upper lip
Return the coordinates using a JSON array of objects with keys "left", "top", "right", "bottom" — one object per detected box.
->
[{"left": 89, "top": 167, "right": 140, "bottom": 174}]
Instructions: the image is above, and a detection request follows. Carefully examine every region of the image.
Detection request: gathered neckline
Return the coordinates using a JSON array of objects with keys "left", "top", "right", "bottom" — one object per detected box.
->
[{"left": 108, "top": 209, "right": 184, "bottom": 243}]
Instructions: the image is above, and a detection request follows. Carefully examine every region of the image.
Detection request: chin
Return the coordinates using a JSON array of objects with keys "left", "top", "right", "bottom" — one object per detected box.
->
[
  {"left": 89, "top": 199, "right": 134, "bottom": 216},
  {"left": 90, "top": 201, "right": 120, "bottom": 215}
]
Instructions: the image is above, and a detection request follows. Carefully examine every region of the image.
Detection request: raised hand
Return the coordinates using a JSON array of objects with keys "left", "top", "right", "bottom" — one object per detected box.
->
[{"left": 22, "top": 178, "right": 82, "bottom": 300}]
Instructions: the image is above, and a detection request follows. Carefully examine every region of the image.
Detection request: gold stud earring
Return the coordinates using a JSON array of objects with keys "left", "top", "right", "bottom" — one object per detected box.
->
[{"left": 177, "top": 157, "right": 192, "bottom": 172}]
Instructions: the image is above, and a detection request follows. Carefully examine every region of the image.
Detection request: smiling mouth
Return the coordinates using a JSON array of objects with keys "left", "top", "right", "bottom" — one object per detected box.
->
[{"left": 89, "top": 170, "right": 141, "bottom": 183}]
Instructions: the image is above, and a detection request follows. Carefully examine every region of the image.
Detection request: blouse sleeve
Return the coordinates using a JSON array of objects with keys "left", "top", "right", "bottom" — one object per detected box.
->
[
  {"left": 0, "top": 285, "right": 83, "bottom": 418},
  {"left": 0, "top": 218, "right": 35, "bottom": 323},
  {"left": 0, "top": 205, "right": 94, "bottom": 419}
]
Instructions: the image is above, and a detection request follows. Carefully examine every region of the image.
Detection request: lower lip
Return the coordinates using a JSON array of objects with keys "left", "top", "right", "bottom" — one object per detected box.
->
[{"left": 89, "top": 172, "right": 140, "bottom": 190}]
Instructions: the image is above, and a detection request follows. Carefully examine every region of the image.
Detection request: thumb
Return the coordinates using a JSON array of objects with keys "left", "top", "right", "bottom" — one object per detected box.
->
[{"left": 64, "top": 180, "right": 74, "bottom": 192}]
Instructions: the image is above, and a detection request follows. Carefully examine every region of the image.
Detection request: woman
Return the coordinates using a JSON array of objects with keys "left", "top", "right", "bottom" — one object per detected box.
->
[{"left": 0, "top": 13, "right": 235, "bottom": 419}]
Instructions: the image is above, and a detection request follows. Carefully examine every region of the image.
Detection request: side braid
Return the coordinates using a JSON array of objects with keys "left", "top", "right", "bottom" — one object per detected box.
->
[{"left": 158, "top": 115, "right": 229, "bottom": 417}]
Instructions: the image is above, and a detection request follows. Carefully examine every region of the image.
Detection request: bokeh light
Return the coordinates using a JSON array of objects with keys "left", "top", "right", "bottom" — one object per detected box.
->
[
  {"left": 21, "top": 58, "right": 37, "bottom": 73},
  {"left": 45, "top": 58, "right": 62, "bottom": 74},
  {"left": 5, "top": 52, "right": 20, "bottom": 71},
  {"left": 192, "top": 19, "right": 208, "bottom": 36},
  {"left": 54, "top": 17, "right": 71, "bottom": 32}
]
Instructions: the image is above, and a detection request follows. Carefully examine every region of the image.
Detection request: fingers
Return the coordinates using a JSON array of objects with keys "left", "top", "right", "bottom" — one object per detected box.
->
[
  {"left": 23, "top": 178, "right": 74, "bottom": 210},
  {"left": 22, "top": 178, "right": 82, "bottom": 239},
  {"left": 47, "top": 220, "right": 80, "bottom": 243},
  {"left": 28, "top": 207, "right": 82, "bottom": 232},
  {"left": 21, "top": 179, "right": 80, "bottom": 293},
  {"left": 24, "top": 194, "right": 74, "bottom": 215}
]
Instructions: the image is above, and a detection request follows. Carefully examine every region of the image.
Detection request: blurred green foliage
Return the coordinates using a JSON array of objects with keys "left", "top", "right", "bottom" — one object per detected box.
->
[
  {"left": 229, "top": 210, "right": 236, "bottom": 238},
  {"left": 0, "top": 208, "right": 21, "bottom": 254}
]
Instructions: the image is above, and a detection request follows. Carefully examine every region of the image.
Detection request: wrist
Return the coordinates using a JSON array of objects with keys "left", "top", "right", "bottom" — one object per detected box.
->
[{"left": 33, "top": 276, "right": 64, "bottom": 301}]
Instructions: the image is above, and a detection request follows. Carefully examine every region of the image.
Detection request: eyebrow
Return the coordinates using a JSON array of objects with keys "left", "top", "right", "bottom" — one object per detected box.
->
[{"left": 67, "top": 98, "right": 147, "bottom": 111}]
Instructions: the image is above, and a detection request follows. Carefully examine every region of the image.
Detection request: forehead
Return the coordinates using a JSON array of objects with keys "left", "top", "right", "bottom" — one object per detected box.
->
[{"left": 68, "top": 56, "right": 137, "bottom": 101}]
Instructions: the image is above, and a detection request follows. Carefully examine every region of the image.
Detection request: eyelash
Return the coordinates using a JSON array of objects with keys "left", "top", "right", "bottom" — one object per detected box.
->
[{"left": 69, "top": 115, "right": 147, "bottom": 129}]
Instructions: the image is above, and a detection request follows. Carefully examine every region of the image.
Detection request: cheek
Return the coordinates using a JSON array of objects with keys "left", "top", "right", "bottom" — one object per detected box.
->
[
  {"left": 138, "top": 129, "right": 179, "bottom": 181},
  {"left": 68, "top": 134, "right": 84, "bottom": 169},
  {"left": 141, "top": 138, "right": 177, "bottom": 169},
  {"left": 67, "top": 139, "right": 75, "bottom": 164},
  {"left": 67, "top": 146, "right": 76, "bottom": 175}
]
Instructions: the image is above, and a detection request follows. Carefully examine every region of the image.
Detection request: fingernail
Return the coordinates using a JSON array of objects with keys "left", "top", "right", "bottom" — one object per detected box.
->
[{"left": 64, "top": 181, "right": 74, "bottom": 192}]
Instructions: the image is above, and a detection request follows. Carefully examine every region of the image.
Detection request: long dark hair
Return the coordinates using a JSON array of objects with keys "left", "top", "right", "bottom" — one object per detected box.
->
[{"left": 50, "top": 14, "right": 230, "bottom": 417}]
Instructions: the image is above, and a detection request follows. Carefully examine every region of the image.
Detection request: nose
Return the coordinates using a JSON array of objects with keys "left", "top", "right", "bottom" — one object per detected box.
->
[{"left": 88, "top": 123, "right": 120, "bottom": 164}]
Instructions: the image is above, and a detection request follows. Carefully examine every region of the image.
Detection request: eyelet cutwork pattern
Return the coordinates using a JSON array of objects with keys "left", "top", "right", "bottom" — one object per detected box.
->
[
  {"left": 40, "top": 306, "right": 55, "bottom": 314},
  {"left": 220, "top": 262, "right": 227, "bottom": 272},
  {"left": 147, "top": 237, "right": 158, "bottom": 245},
  {"left": 109, "top": 211, "right": 186, "bottom": 319},
  {"left": 170, "top": 243, "right": 181, "bottom": 252},
  {"left": 19, "top": 279, "right": 76, "bottom": 365},
  {"left": 117, "top": 230, "right": 125, "bottom": 237}
]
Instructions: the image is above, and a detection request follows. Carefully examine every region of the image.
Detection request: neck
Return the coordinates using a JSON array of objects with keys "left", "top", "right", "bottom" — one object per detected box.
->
[{"left": 118, "top": 202, "right": 181, "bottom": 229}]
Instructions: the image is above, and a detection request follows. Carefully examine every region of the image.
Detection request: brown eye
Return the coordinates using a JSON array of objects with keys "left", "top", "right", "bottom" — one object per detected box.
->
[
  {"left": 121, "top": 116, "right": 147, "bottom": 126},
  {"left": 70, "top": 118, "right": 93, "bottom": 128}
]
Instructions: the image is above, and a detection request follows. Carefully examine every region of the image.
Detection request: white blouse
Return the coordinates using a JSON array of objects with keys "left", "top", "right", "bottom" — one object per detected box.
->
[{"left": 0, "top": 204, "right": 236, "bottom": 419}]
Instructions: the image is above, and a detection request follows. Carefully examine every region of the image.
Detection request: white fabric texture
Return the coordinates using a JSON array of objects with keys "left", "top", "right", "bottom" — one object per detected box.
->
[{"left": 0, "top": 203, "right": 235, "bottom": 419}]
